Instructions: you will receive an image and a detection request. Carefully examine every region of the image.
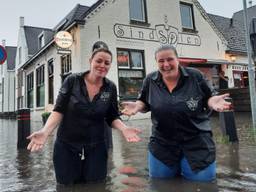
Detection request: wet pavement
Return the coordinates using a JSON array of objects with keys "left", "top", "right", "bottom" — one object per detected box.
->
[{"left": 0, "top": 112, "right": 256, "bottom": 192}]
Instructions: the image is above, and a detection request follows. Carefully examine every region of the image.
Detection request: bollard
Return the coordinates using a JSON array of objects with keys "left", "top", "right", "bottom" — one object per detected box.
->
[
  {"left": 17, "top": 108, "right": 31, "bottom": 148},
  {"left": 219, "top": 97, "right": 238, "bottom": 142}
]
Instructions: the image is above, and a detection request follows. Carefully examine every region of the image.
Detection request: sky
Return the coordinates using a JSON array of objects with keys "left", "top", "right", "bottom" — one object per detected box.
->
[{"left": 0, "top": 0, "right": 252, "bottom": 46}]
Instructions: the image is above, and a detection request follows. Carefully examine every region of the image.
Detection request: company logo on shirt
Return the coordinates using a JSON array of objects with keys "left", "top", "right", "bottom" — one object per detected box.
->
[
  {"left": 100, "top": 92, "right": 111, "bottom": 102},
  {"left": 186, "top": 97, "right": 199, "bottom": 111}
]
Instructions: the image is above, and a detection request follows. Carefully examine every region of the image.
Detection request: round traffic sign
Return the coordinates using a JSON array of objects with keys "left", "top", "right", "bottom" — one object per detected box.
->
[{"left": 0, "top": 45, "right": 7, "bottom": 64}]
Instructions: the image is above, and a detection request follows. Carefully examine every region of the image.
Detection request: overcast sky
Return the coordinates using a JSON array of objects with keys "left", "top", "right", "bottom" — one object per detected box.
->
[{"left": 0, "top": 0, "right": 252, "bottom": 46}]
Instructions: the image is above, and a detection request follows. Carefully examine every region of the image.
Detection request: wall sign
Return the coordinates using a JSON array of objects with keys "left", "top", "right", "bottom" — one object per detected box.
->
[
  {"left": 54, "top": 31, "right": 73, "bottom": 49},
  {"left": 114, "top": 23, "right": 201, "bottom": 47}
]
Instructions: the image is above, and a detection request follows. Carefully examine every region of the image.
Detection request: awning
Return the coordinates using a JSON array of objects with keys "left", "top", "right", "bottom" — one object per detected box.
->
[
  {"left": 178, "top": 57, "right": 207, "bottom": 64},
  {"left": 178, "top": 57, "right": 248, "bottom": 66},
  {"left": 206, "top": 59, "right": 248, "bottom": 66}
]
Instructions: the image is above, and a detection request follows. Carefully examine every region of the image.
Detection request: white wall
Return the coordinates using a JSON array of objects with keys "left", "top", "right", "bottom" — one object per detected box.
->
[
  {"left": 79, "top": 0, "right": 227, "bottom": 88},
  {"left": 3, "top": 71, "right": 15, "bottom": 112},
  {"left": 15, "top": 26, "right": 29, "bottom": 110}
]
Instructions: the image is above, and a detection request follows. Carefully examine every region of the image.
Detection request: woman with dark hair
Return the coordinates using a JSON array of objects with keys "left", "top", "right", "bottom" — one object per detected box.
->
[
  {"left": 122, "top": 45, "right": 231, "bottom": 182},
  {"left": 27, "top": 41, "right": 141, "bottom": 184}
]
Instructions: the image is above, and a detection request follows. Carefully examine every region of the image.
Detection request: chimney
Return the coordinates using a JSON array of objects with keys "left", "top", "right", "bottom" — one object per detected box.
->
[
  {"left": 2, "top": 39, "right": 6, "bottom": 47},
  {"left": 20, "top": 16, "right": 24, "bottom": 27},
  {"left": 249, "top": 0, "right": 253, "bottom": 7},
  {"left": 230, "top": 18, "right": 233, "bottom": 27}
]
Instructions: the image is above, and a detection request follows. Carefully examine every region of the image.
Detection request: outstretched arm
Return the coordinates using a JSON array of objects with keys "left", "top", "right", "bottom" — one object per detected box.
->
[
  {"left": 121, "top": 100, "right": 147, "bottom": 116},
  {"left": 27, "top": 111, "right": 63, "bottom": 152},
  {"left": 208, "top": 93, "right": 231, "bottom": 112},
  {"left": 111, "top": 119, "right": 141, "bottom": 142}
]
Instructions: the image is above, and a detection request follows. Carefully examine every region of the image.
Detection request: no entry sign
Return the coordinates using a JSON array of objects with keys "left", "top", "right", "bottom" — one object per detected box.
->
[{"left": 0, "top": 45, "right": 7, "bottom": 64}]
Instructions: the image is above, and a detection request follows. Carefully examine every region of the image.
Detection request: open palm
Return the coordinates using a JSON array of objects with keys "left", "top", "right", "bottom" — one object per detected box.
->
[
  {"left": 209, "top": 93, "right": 231, "bottom": 112},
  {"left": 121, "top": 101, "right": 138, "bottom": 116},
  {"left": 122, "top": 127, "right": 142, "bottom": 142},
  {"left": 27, "top": 130, "right": 48, "bottom": 152}
]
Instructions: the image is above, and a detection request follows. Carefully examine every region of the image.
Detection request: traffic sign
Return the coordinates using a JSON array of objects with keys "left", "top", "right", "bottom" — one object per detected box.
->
[{"left": 0, "top": 45, "right": 7, "bottom": 64}]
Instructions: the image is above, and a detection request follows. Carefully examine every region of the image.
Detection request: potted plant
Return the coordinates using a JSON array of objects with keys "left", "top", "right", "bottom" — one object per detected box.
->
[{"left": 41, "top": 111, "right": 51, "bottom": 125}]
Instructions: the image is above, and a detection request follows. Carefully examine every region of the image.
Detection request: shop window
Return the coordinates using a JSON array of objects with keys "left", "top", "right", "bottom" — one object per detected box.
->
[
  {"left": 36, "top": 65, "right": 45, "bottom": 107},
  {"left": 180, "top": 2, "right": 196, "bottom": 32},
  {"left": 117, "top": 49, "right": 145, "bottom": 100},
  {"left": 129, "top": 0, "right": 148, "bottom": 24},
  {"left": 27, "top": 72, "right": 34, "bottom": 108}
]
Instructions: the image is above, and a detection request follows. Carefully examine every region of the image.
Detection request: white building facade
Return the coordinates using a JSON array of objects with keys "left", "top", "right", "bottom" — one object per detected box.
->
[
  {"left": 20, "top": 0, "right": 250, "bottom": 121},
  {"left": 0, "top": 40, "right": 16, "bottom": 116}
]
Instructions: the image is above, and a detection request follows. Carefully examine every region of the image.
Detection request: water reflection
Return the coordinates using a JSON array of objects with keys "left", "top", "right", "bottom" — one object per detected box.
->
[
  {"left": 0, "top": 113, "right": 256, "bottom": 192},
  {"left": 149, "top": 178, "right": 219, "bottom": 192}
]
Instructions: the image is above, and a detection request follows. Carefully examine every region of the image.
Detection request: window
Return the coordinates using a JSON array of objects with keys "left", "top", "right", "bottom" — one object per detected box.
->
[
  {"left": 17, "top": 71, "right": 23, "bottom": 88},
  {"left": 19, "top": 47, "right": 22, "bottom": 64},
  {"left": 27, "top": 72, "right": 34, "bottom": 108},
  {"left": 48, "top": 59, "right": 54, "bottom": 104},
  {"left": 61, "top": 54, "right": 72, "bottom": 82},
  {"left": 180, "top": 2, "right": 195, "bottom": 31},
  {"left": 39, "top": 35, "right": 44, "bottom": 48},
  {"left": 117, "top": 49, "right": 145, "bottom": 100},
  {"left": 36, "top": 65, "right": 45, "bottom": 107},
  {"left": 129, "top": 0, "right": 147, "bottom": 23},
  {"left": 17, "top": 96, "right": 23, "bottom": 110}
]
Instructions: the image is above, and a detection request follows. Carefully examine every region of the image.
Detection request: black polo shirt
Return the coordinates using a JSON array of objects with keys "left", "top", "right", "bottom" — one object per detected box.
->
[
  {"left": 53, "top": 71, "right": 120, "bottom": 145},
  {"left": 138, "top": 66, "right": 216, "bottom": 172}
]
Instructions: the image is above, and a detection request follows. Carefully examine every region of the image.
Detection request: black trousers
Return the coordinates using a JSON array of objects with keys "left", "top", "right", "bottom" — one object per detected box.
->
[{"left": 53, "top": 139, "right": 108, "bottom": 185}]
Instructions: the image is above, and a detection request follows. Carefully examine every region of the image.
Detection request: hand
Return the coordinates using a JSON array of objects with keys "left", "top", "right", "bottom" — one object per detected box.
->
[
  {"left": 27, "top": 130, "right": 48, "bottom": 152},
  {"left": 121, "top": 127, "right": 142, "bottom": 142},
  {"left": 208, "top": 93, "right": 232, "bottom": 112},
  {"left": 121, "top": 101, "right": 138, "bottom": 116}
]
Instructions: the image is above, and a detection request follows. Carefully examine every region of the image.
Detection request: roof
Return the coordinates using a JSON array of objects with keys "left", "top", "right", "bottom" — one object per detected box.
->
[
  {"left": 5, "top": 46, "right": 17, "bottom": 70},
  {"left": 54, "top": 4, "right": 90, "bottom": 31},
  {"left": 233, "top": 4, "right": 256, "bottom": 24},
  {"left": 24, "top": 26, "right": 54, "bottom": 55},
  {"left": 208, "top": 14, "right": 247, "bottom": 53}
]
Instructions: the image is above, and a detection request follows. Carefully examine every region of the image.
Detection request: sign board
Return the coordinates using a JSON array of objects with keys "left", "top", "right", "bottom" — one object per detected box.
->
[
  {"left": 113, "top": 23, "right": 201, "bottom": 47},
  {"left": 57, "top": 48, "right": 71, "bottom": 55},
  {"left": 54, "top": 31, "right": 73, "bottom": 49},
  {"left": 0, "top": 45, "right": 7, "bottom": 64}
]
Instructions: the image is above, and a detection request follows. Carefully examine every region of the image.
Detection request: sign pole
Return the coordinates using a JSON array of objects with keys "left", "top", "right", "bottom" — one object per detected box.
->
[{"left": 243, "top": 0, "right": 256, "bottom": 130}]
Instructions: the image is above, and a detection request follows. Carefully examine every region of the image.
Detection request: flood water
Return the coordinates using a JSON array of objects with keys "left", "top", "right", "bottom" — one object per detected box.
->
[{"left": 0, "top": 112, "right": 256, "bottom": 192}]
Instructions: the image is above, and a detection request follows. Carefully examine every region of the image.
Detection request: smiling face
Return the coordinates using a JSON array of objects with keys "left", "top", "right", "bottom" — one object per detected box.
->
[
  {"left": 155, "top": 49, "right": 179, "bottom": 80},
  {"left": 89, "top": 51, "right": 112, "bottom": 78}
]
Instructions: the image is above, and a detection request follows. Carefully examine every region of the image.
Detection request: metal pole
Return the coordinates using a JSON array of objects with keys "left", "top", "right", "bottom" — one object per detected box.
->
[{"left": 243, "top": 0, "right": 256, "bottom": 130}]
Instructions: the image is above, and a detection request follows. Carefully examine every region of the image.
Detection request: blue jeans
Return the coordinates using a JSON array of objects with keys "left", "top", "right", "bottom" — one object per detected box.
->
[{"left": 148, "top": 151, "right": 216, "bottom": 182}]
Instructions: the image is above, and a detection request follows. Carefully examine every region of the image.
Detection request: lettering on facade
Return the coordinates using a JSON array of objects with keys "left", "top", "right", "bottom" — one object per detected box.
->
[{"left": 113, "top": 23, "right": 201, "bottom": 46}]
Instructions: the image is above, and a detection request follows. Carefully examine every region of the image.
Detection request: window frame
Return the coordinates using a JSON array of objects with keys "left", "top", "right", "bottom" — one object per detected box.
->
[
  {"left": 61, "top": 54, "right": 72, "bottom": 82},
  {"left": 180, "top": 2, "right": 196, "bottom": 32},
  {"left": 117, "top": 48, "right": 146, "bottom": 100},
  {"left": 26, "top": 72, "right": 34, "bottom": 108},
  {"left": 129, "top": 0, "right": 149, "bottom": 25},
  {"left": 36, "top": 65, "right": 45, "bottom": 107}
]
